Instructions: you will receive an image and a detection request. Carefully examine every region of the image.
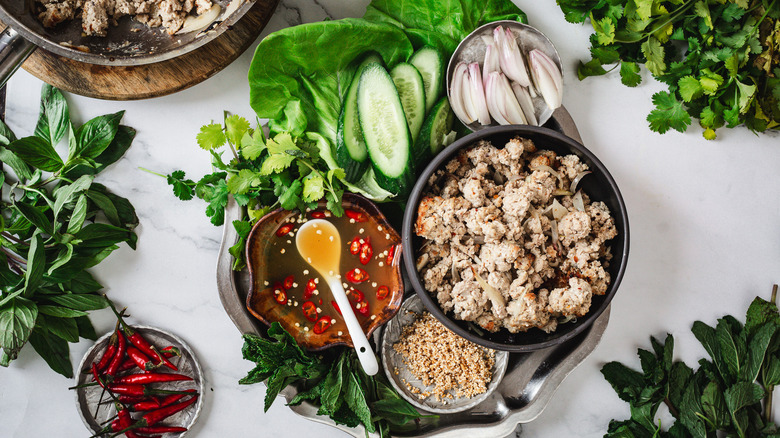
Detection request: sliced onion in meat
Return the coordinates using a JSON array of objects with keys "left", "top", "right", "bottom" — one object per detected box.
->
[
  {"left": 471, "top": 266, "right": 505, "bottom": 308},
  {"left": 569, "top": 171, "right": 592, "bottom": 193},
  {"left": 552, "top": 189, "right": 573, "bottom": 196},
  {"left": 550, "top": 218, "right": 560, "bottom": 250},
  {"left": 452, "top": 263, "right": 459, "bottom": 281},
  {"left": 573, "top": 190, "right": 585, "bottom": 212},
  {"left": 529, "top": 164, "right": 563, "bottom": 186},
  {"left": 544, "top": 198, "right": 568, "bottom": 220}
]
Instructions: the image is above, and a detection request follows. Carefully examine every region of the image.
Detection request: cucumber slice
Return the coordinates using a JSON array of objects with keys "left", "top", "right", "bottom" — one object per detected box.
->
[
  {"left": 357, "top": 63, "right": 414, "bottom": 196},
  {"left": 413, "top": 97, "right": 454, "bottom": 165},
  {"left": 335, "top": 52, "right": 383, "bottom": 182},
  {"left": 390, "top": 63, "right": 426, "bottom": 142},
  {"left": 410, "top": 46, "right": 444, "bottom": 113}
]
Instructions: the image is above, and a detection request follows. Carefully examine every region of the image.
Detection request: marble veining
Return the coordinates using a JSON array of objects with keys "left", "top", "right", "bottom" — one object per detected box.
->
[{"left": 2, "top": 1, "right": 780, "bottom": 437}]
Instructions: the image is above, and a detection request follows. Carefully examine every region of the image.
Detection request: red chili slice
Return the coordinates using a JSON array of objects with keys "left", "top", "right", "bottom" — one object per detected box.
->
[
  {"left": 345, "top": 209, "right": 367, "bottom": 222},
  {"left": 359, "top": 239, "right": 373, "bottom": 265},
  {"left": 275, "top": 223, "right": 294, "bottom": 236},
  {"left": 283, "top": 275, "right": 295, "bottom": 290},
  {"left": 386, "top": 245, "right": 397, "bottom": 266},
  {"left": 348, "top": 289, "right": 364, "bottom": 303},
  {"left": 310, "top": 211, "right": 326, "bottom": 219},
  {"left": 303, "top": 279, "right": 316, "bottom": 299},
  {"left": 376, "top": 285, "right": 389, "bottom": 300},
  {"left": 346, "top": 268, "right": 369, "bottom": 283},
  {"left": 318, "top": 299, "right": 323, "bottom": 305},
  {"left": 355, "top": 300, "right": 369, "bottom": 316},
  {"left": 313, "top": 317, "right": 332, "bottom": 334},
  {"left": 349, "top": 237, "right": 362, "bottom": 255},
  {"left": 301, "top": 301, "right": 318, "bottom": 322},
  {"left": 274, "top": 286, "right": 287, "bottom": 305},
  {"left": 332, "top": 301, "right": 341, "bottom": 316}
]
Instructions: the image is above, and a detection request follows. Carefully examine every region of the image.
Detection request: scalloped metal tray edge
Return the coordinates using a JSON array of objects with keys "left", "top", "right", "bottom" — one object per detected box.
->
[{"left": 215, "top": 106, "right": 611, "bottom": 438}]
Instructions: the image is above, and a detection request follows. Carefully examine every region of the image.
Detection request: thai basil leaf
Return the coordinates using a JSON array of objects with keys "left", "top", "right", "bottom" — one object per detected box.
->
[
  {"left": 47, "top": 294, "right": 107, "bottom": 311},
  {"left": 75, "top": 111, "right": 124, "bottom": 159},
  {"left": 37, "top": 305, "right": 88, "bottom": 318},
  {"left": 0, "top": 297, "right": 38, "bottom": 358},
  {"left": 23, "top": 234, "right": 45, "bottom": 297},
  {"left": 75, "top": 223, "right": 135, "bottom": 249},
  {"left": 34, "top": 84, "right": 70, "bottom": 149},
  {"left": 28, "top": 327, "right": 72, "bottom": 378},
  {"left": 52, "top": 174, "right": 93, "bottom": 220},
  {"left": 67, "top": 195, "right": 88, "bottom": 234},
  {"left": 0, "top": 146, "right": 32, "bottom": 180},
  {"left": 0, "top": 117, "right": 17, "bottom": 145},
  {"left": 74, "top": 316, "right": 97, "bottom": 341},
  {"left": 37, "top": 314, "right": 78, "bottom": 342},
  {"left": 6, "top": 136, "right": 63, "bottom": 172},
  {"left": 13, "top": 200, "right": 53, "bottom": 236}
]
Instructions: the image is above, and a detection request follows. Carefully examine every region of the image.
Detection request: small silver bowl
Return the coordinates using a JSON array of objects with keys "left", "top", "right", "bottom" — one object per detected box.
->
[
  {"left": 381, "top": 295, "right": 508, "bottom": 414},
  {"left": 446, "top": 20, "right": 563, "bottom": 130},
  {"left": 74, "top": 326, "right": 204, "bottom": 436}
]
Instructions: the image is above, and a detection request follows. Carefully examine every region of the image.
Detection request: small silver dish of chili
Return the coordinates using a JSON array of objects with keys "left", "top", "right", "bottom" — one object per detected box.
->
[{"left": 73, "top": 320, "right": 204, "bottom": 437}]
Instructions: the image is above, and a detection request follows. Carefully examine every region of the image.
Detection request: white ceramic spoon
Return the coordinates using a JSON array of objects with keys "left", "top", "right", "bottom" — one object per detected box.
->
[{"left": 295, "top": 219, "right": 379, "bottom": 376}]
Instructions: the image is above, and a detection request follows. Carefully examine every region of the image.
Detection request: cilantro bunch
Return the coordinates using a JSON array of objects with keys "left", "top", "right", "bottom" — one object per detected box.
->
[
  {"left": 1, "top": 85, "right": 138, "bottom": 377},
  {"left": 240, "top": 323, "right": 430, "bottom": 437},
  {"left": 163, "top": 114, "right": 346, "bottom": 269},
  {"left": 558, "top": 0, "right": 780, "bottom": 139},
  {"left": 602, "top": 288, "right": 780, "bottom": 437}
]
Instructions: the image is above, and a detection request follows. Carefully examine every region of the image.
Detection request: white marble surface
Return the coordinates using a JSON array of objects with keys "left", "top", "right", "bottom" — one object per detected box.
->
[{"left": 1, "top": 1, "right": 779, "bottom": 437}]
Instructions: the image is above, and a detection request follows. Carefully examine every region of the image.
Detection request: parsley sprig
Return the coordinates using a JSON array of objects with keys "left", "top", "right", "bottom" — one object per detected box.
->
[
  {"left": 162, "top": 113, "right": 346, "bottom": 269},
  {"left": 1, "top": 85, "right": 138, "bottom": 377},
  {"left": 603, "top": 286, "right": 780, "bottom": 437},
  {"left": 559, "top": 0, "right": 780, "bottom": 139}
]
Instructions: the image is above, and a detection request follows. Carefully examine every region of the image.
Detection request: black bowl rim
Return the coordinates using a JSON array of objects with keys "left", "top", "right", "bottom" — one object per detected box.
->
[{"left": 401, "top": 124, "right": 630, "bottom": 352}]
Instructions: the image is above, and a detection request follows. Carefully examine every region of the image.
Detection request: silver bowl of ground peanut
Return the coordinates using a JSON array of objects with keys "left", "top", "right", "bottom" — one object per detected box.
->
[{"left": 380, "top": 295, "right": 509, "bottom": 414}]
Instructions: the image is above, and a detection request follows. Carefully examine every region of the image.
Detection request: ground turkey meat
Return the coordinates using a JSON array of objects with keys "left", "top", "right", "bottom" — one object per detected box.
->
[
  {"left": 37, "top": 0, "right": 211, "bottom": 36},
  {"left": 416, "top": 137, "right": 618, "bottom": 334}
]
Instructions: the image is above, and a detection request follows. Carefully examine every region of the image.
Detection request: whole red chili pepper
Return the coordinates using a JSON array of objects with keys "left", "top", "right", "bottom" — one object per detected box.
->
[
  {"left": 117, "top": 407, "right": 144, "bottom": 438},
  {"left": 159, "top": 346, "right": 180, "bottom": 357},
  {"left": 115, "top": 372, "right": 193, "bottom": 385},
  {"left": 131, "top": 397, "right": 161, "bottom": 411},
  {"left": 158, "top": 390, "right": 196, "bottom": 407},
  {"left": 108, "top": 384, "right": 194, "bottom": 397},
  {"left": 126, "top": 346, "right": 162, "bottom": 371},
  {"left": 107, "top": 300, "right": 178, "bottom": 371},
  {"left": 142, "top": 395, "right": 198, "bottom": 426},
  {"left": 95, "top": 332, "right": 118, "bottom": 373},
  {"left": 92, "top": 363, "right": 104, "bottom": 389},
  {"left": 105, "top": 329, "right": 126, "bottom": 376},
  {"left": 134, "top": 426, "right": 188, "bottom": 434},
  {"left": 119, "top": 395, "right": 150, "bottom": 404}
]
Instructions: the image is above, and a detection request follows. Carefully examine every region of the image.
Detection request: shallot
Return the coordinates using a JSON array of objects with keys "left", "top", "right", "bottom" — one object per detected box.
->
[
  {"left": 467, "top": 63, "right": 491, "bottom": 125},
  {"left": 529, "top": 49, "right": 563, "bottom": 110},
  {"left": 495, "top": 26, "right": 531, "bottom": 88}
]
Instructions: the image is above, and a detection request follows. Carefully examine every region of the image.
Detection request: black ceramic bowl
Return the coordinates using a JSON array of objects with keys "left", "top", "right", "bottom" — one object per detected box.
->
[{"left": 402, "top": 125, "right": 629, "bottom": 352}]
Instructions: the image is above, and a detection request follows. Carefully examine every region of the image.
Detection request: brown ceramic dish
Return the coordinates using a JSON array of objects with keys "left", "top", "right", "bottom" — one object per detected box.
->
[{"left": 245, "top": 193, "right": 404, "bottom": 350}]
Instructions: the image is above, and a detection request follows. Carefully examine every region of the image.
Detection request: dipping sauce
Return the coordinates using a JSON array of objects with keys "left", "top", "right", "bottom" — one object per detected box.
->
[{"left": 246, "top": 205, "right": 403, "bottom": 350}]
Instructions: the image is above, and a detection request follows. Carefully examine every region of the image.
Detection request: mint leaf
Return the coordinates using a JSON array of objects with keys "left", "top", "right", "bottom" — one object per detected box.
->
[
  {"left": 197, "top": 123, "right": 227, "bottom": 150},
  {"left": 647, "top": 91, "right": 691, "bottom": 133}
]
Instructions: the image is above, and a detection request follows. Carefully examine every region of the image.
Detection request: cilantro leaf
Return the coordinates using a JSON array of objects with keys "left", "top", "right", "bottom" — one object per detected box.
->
[
  {"left": 240, "top": 129, "right": 266, "bottom": 161},
  {"left": 641, "top": 37, "right": 666, "bottom": 76},
  {"left": 224, "top": 114, "right": 250, "bottom": 146},
  {"left": 593, "top": 17, "right": 616, "bottom": 45},
  {"left": 260, "top": 153, "right": 296, "bottom": 175},
  {"left": 227, "top": 169, "right": 264, "bottom": 195},
  {"left": 166, "top": 170, "right": 195, "bottom": 201},
  {"left": 647, "top": 91, "right": 691, "bottom": 133},
  {"left": 197, "top": 123, "right": 227, "bottom": 150},
  {"left": 302, "top": 172, "right": 325, "bottom": 203},
  {"left": 619, "top": 61, "right": 642, "bottom": 87},
  {"left": 678, "top": 75, "right": 703, "bottom": 102}
]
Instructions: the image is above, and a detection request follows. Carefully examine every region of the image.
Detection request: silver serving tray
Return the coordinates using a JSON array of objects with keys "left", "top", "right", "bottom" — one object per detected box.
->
[{"left": 216, "top": 107, "right": 611, "bottom": 438}]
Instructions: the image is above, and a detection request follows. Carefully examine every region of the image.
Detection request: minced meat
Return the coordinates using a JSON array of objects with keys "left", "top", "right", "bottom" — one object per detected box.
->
[{"left": 415, "top": 137, "right": 617, "bottom": 334}]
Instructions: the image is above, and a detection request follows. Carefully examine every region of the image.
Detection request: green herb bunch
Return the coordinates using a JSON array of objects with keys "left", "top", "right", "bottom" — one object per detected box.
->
[
  {"left": 602, "top": 287, "right": 780, "bottom": 437},
  {"left": 0, "top": 85, "right": 138, "bottom": 377},
  {"left": 163, "top": 114, "right": 346, "bottom": 270},
  {"left": 240, "top": 323, "right": 430, "bottom": 437},
  {"left": 558, "top": 0, "right": 780, "bottom": 139}
]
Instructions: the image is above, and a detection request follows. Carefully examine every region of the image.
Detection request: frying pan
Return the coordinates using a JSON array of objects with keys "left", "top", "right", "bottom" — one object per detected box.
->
[{"left": 0, "top": 0, "right": 258, "bottom": 86}]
